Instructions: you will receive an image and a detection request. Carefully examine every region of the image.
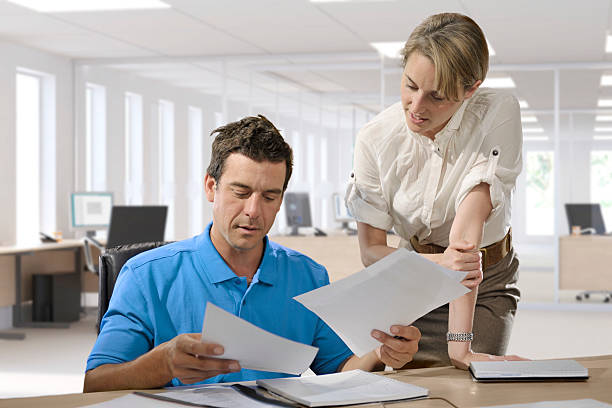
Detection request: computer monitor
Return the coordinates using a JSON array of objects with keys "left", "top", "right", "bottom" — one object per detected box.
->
[
  {"left": 106, "top": 206, "right": 168, "bottom": 248},
  {"left": 565, "top": 203, "right": 607, "bottom": 235},
  {"left": 284, "top": 192, "right": 312, "bottom": 236},
  {"left": 332, "top": 193, "right": 356, "bottom": 234},
  {"left": 70, "top": 192, "right": 113, "bottom": 237}
]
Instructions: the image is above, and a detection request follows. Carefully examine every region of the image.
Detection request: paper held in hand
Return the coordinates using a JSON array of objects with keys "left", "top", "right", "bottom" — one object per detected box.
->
[
  {"left": 201, "top": 302, "right": 318, "bottom": 375},
  {"left": 294, "top": 248, "right": 470, "bottom": 357}
]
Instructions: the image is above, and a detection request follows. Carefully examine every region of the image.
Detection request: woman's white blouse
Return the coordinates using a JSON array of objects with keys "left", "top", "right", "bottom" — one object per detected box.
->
[{"left": 346, "top": 88, "right": 523, "bottom": 248}]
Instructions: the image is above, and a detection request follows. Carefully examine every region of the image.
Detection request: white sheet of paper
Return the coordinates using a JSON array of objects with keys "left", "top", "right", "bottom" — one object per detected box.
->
[
  {"left": 294, "top": 248, "right": 469, "bottom": 357},
  {"left": 201, "top": 302, "right": 318, "bottom": 375}
]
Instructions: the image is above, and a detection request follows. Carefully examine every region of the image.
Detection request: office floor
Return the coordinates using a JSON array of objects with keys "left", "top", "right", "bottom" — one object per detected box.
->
[{"left": 1, "top": 269, "right": 611, "bottom": 399}]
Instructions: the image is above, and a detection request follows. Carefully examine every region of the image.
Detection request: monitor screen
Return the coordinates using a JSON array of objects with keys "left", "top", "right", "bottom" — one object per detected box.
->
[
  {"left": 284, "top": 192, "right": 312, "bottom": 227},
  {"left": 565, "top": 203, "right": 606, "bottom": 234},
  {"left": 71, "top": 192, "right": 113, "bottom": 229},
  {"left": 333, "top": 193, "right": 353, "bottom": 222},
  {"left": 106, "top": 206, "right": 168, "bottom": 248}
]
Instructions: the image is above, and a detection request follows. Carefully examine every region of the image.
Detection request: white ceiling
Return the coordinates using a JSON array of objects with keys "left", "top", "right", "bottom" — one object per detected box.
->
[{"left": 2, "top": 0, "right": 612, "bottom": 135}]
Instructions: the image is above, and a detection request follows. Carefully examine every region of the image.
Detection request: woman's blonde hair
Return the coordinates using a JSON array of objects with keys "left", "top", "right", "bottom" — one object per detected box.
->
[{"left": 401, "top": 13, "right": 488, "bottom": 101}]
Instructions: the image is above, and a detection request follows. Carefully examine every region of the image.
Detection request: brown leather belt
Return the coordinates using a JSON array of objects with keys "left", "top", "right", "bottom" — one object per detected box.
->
[{"left": 409, "top": 228, "right": 512, "bottom": 270}]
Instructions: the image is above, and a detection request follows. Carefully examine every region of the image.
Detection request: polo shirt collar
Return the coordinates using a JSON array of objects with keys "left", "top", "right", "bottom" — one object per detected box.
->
[{"left": 197, "top": 222, "right": 276, "bottom": 286}]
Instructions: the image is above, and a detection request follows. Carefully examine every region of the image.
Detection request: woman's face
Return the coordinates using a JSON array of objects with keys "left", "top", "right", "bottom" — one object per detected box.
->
[{"left": 400, "top": 52, "right": 479, "bottom": 139}]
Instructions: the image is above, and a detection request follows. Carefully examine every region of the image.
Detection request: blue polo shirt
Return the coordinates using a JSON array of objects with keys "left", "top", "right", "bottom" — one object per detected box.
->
[{"left": 86, "top": 223, "right": 353, "bottom": 386}]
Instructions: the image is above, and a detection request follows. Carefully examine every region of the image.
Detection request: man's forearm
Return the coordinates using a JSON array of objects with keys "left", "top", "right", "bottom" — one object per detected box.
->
[{"left": 84, "top": 343, "right": 172, "bottom": 392}]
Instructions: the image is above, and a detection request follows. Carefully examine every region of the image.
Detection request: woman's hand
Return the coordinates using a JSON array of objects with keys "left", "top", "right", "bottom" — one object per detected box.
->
[
  {"left": 440, "top": 240, "right": 483, "bottom": 290},
  {"left": 450, "top": 350, "right": 527, "bottom": 370}
]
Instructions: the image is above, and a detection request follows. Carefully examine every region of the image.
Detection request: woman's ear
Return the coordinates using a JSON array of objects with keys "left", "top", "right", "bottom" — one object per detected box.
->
[{"left": 464, "top": 80, "right": 482, "bottom": 99}]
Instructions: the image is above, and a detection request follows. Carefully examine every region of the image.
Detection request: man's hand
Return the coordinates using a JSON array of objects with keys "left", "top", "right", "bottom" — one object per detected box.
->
[
  {"left": 440, "top": 240, "right": 482, "bottom": 290},
  {"left": 371, "top": 325, "right": 421, "bottom": 369},
  {"left": 162, "top": 333, "right": 241, "bottom": 384}
]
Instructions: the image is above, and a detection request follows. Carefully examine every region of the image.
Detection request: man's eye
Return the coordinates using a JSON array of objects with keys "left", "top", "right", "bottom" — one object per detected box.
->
[{"left": 264, "top": 195, "right": 277, "bottom": 202}]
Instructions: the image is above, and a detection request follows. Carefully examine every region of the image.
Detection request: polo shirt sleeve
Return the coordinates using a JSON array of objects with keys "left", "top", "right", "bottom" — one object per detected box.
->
[
  {"left": 455, "top": 94, "right": 523, "bottom": 219},
  {"left": 86, "top": 264, "right": 154, "bottom": 372},
  {"left": 308, "top": 270, "right": 354, "bottom": 375},
  {"left": 346, "top": 129, "right": 394, "bottom": 231}
]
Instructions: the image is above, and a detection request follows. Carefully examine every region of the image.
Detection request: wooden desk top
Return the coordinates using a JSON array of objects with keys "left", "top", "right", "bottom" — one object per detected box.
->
[
  {"left": 0, "top": 239, "right": 84, "bottom": 255},
  {"left": 2, "top": 355, "right": 610, "bottom": 408}
]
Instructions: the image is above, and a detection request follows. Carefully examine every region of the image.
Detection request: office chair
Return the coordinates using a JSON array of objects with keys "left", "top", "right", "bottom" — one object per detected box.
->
[{"left": 96, "top": 241, "right": 170, "bottom": 333}]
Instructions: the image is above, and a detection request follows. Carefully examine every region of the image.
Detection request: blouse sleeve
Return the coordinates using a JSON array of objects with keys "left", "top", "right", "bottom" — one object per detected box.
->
[
  {"left": 455, "top": 95, "right": 523, "bottom": 218},
  {"left": 345, "top": 129, "right": 394, "bottom": 231}
]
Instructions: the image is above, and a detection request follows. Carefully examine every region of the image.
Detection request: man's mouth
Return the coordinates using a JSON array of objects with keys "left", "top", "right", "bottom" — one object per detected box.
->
[{"left": 237, "top": 225, "right": 259, "bottom": 232}]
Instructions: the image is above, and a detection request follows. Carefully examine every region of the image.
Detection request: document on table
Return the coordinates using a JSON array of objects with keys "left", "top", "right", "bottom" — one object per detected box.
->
[
  {"left": 256, "top": 369, "right": 428, "bottom": 407},
  {"left": 480, "top": 399, "right": 612, "bottom": 408},
  {"left": 469, "top": 359, "right": 589, "bottom": 382},
  {"left": 294, "top": 248, "right": 469, "bottom": 356},
  {"left": 201, "top": 302, "right": 318, "bottom": 375}
]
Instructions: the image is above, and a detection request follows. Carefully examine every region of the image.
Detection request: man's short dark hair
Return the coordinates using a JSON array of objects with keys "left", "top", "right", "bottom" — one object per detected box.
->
[{"left": 207, "top": 115, "right": 293, "bottom": 191}]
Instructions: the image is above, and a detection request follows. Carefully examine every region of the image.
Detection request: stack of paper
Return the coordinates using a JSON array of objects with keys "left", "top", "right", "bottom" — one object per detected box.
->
[
  {"left": 256, "top": 369, "right": 428, "bottom": 407},
  {"left": 469, "top": 360, "right": 589, "bottom": 382},
  {"left": 294, "top": 248, "right": 469, "bottom": 356}
]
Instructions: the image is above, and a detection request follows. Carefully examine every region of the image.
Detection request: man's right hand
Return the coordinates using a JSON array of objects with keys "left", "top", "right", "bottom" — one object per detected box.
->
[{"left": 162, "top": 333, "right": 241, "bottom": 384}]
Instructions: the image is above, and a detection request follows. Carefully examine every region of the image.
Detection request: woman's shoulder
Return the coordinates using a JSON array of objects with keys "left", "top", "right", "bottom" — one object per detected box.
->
[
  {"left": 467, "top": 88, "right": 520, "bottom": 118},
  {"left": 357, "top": 102, "right": 408, "bottom": 147}
]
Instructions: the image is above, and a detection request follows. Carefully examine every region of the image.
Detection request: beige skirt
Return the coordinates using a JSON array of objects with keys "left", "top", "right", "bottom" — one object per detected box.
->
[{"left": 404, "top": 248, "right": 521, "bottom": 368}]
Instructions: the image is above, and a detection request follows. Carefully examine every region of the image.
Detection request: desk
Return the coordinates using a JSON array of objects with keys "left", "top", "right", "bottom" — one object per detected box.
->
[
  {"left": 1, "top": 355, "right": 610, "bottom": 408},
  {"left": 559, "top": 235, "right": 612, "bottom": 293},
  {"left": 0, "top": 240, "right": 90, "bottom": 339}
]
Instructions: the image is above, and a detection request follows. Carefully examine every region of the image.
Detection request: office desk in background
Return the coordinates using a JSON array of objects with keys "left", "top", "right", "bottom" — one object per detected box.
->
[
  {"left": 559, "top": 235, "right": 612, "bottom": 294},
  {"left": 0, "top": 240, "right": 100, "bottom": 338},
  {"left": 1, "top": 355, "right": 610, "bottom": 408}
]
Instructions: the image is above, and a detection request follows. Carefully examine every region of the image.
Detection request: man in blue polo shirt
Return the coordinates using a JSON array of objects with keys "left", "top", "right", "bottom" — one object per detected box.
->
[{"left": 84, "top": 115, "right": 421, "bottom": 392}]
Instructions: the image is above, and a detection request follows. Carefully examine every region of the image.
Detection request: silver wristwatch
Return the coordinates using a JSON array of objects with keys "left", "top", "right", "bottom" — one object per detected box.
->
[{"left": 446, "top": 332, "right": 474, "bottom": 342}]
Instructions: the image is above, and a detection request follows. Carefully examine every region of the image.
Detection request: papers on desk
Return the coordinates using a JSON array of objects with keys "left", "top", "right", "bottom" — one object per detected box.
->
[
  {"left": 294, "top": 248, "right": 469, "bottom": 356},
  {"left": 480, "top": 399, "right": 612, "bottom": 408},
  {"left": 256, "top": 369, "right": 428, "bottom": 407},
  {"left": 469, "top": 359, "right": 589, "bottom": 382},
  {"left": 201, "top": 302, "right": 318, "bottom": 375}
]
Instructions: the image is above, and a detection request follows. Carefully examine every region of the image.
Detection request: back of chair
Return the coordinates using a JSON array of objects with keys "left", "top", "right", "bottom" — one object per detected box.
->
[{"left": 97, "top": 241, "right": 169, "bottom": 333}]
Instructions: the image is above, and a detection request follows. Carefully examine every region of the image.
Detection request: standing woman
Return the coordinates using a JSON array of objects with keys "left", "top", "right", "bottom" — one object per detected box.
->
[{"left": 346, "top": 12, "right": 523, "bottom": 369}]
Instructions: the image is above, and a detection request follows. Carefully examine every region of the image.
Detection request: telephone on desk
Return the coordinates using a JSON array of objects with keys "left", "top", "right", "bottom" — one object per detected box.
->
[{"left": 39, "top": 232, "right": 58, "bottom": 243}]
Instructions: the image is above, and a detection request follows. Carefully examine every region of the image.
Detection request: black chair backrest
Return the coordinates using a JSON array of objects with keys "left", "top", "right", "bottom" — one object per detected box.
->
[{"left": 97, "top": 241, "right": 170, "bottom": 333}]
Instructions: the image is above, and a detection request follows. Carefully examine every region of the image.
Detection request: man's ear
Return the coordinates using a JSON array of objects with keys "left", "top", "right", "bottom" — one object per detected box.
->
[
  {"left": 204, "top": 174, "right": 217, "bottom": 203},
  {"left": 464, "top": 79, "right": 482, "bottom": 100}
]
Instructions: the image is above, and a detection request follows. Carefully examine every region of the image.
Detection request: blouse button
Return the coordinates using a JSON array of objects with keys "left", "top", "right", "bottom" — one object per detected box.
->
[
  {"left": 350, "top": 172, "right": 354, "bottom": 178},
  {"left": 492, "top": 149, "right": 499, "bottom": 156}
]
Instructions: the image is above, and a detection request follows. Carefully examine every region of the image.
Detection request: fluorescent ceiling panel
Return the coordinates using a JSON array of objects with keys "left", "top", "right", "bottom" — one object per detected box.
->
[
  {"left": 596, "top": 115, "right": 612, "bottom": 122},
  {"left": 597, "top": 99, "right": 612, "bottom": 107},
  {"left": 486, "top": 39, "right": 496, "bottom": 56},
  {"left": 521, "top": 115, "right": 537, "bottom": 123},
  {"left": 594, "top": 135, "right": 612, "bottom": 140},
  {"left": 482, "top": 77, "right": 516, "bottom": 88},
  {"left": 523, "top": 127, "right": 544, "bottom": 133},
  {"left": 600, "top": 74, "right": 612, "bottom": 86},
  {"left": 370, "top": 41, "right": 404, "bottom": 58},
  {"left": 606, "top": 35, "right": 612, "bottom": 53},
  {"left": 594, "top": 127, "right": 612, "bottom": 132},
  {"left": 6, "top": 0, "right": 170, "bottom": 12},
  {"left": 523, "top": 136, "right": 548, "bottom": 141},
  {"left": 518, "top": 100, "right": 529, "bottom": 109}
]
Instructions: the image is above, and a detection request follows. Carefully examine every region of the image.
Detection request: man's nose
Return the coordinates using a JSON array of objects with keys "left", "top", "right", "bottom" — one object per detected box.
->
[{"left": 244, "top": 194, "right": 262, "bottom": 219}]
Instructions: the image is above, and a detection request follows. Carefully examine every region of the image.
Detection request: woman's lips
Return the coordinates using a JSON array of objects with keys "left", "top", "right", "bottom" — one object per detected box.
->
[{"left": 409, "top": 112, "right": 427, "bottom": 124}]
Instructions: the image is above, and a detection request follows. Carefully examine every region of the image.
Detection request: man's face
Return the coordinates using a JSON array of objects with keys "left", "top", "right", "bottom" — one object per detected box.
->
[{"left": 205, "top": 153, "right": 286, "bottom": 254}]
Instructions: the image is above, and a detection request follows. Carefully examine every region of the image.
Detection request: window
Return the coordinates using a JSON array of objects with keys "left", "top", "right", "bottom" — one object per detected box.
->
[
  {"left": 188, "top": 107, "right": 203, "bottom": 236},
  {"left": 591, "top": 151, "right": 612, "bottom": 228},
  {"left": 85, "top": 83, "right": 106, "bottom": 191},
  {"left": 125, "top": 92, "right": 143, "bottom": 205},
  {"left": 16, "top": 73, "right": 40, "bottom": 244},
  {"left": 525, "top": 151, "right": 554, "bottom": 235},
  {"left": 158, "top": 100, "right": 175, "bottom": 239}
]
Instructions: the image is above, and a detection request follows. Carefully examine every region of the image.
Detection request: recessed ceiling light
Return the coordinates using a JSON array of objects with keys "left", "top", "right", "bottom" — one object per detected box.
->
[
  {"left": 521, "top": 115, "right": 537, "bottom": 123},
  {"left": 594, "top": 126, "right": 612, "bottom": 132},
  {"left": 596, "top": 115, "right": 612, "bottom": 122},
  {"left": 594, "top": 135, "right": 612, "bottom": 140},
  {"left": 523, "top": 127, "right": 544, "bottom": 133},
  {"left": 597, "top": 99, "right": 612, "bottom": 107},
  {"left": 370, "top": 42, "right": 404, "bottom": 59},
  {"left": 601, "top": 75, "right": 612, "bottom": 86},
  {"left": 482, "top": 77, "right": 516, "bottom": 88},
  {"left": 6, "top": 0, "right": 170, "bottom": 12},
  {"left": 523, "top": 136, "right": 548, "bottom": 141},
  {"left": 518, "top": 99, "right": 529, "bottom": 109}
]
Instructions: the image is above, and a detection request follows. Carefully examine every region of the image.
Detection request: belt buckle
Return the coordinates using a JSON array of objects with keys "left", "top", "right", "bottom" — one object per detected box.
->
[{"left": 479, "top": 247, "right": 487, "bottom": 271}]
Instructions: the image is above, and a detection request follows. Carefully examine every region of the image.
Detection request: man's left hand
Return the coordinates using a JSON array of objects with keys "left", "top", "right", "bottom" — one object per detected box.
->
[{"left": 371, "top": 325, "right": 421, "bottom": 369}]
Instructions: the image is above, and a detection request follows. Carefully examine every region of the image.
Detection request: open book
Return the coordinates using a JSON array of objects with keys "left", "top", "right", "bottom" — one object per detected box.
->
[
  {"left": 469, "top": 360, "right": 589, "bottom": 382},
  {"left": 256, "top": 370, "right": 428, "bottom": 407}
]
